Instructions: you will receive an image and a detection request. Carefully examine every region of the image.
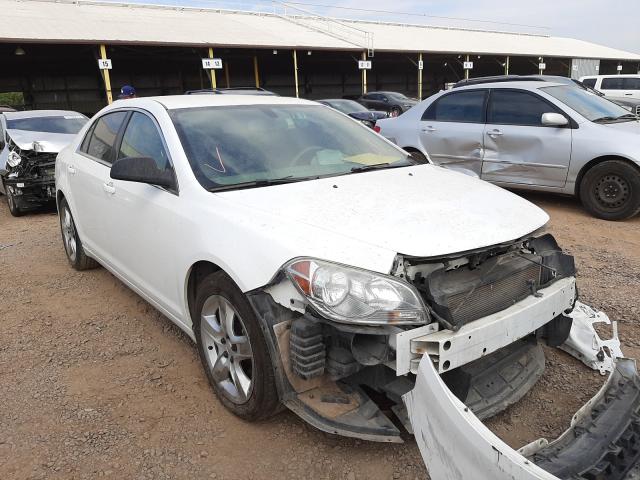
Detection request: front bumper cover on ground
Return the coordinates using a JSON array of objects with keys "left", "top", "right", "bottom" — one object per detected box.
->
[{"left": 404, "top": 353, "right": 640, "bottom": 479}]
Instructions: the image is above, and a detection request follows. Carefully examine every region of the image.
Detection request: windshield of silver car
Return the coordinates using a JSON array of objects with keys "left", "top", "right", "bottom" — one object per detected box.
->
[
  {"left": 6, "top": 115, "right": 88, "bottom": 134},
  {"left": 541, "top": 85, "right": 635, "bottom": 123},
  {"left": 170, "top": 104, "right": 412, "bottom": 191}
]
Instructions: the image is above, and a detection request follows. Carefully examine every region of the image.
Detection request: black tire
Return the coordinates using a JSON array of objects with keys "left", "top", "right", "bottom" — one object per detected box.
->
[
  {"left": 390, "top": 106, "right": 402, "bottom": 117},
  {"left": 407, "top": 150, "right": 428, "bottom": 164},
  {"left": 193, "top": 271, "right": 280, "bottom": 421},
  {"left": 58, "top": 197, "right": 99, "bottom": 270},
  {"left": 6, "top": 185, "right": 23, "bottom": 217},
  {"left": 579, "top": 160, "right": 640, "bottom": 220}
]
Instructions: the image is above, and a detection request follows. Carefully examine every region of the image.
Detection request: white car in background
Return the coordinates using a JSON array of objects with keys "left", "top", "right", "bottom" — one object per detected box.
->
[
  {"left": 376, "top": 80, "right": 640, "bottom": 220},
  {"left": 55, "top": 95, "right": 639, "bottom": 478},
  {"left": 580, "top": 74, "right": 640, "bottom": 100}
]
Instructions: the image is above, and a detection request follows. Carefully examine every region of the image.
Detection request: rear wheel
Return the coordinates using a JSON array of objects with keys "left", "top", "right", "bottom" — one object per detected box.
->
[
  {"left": 59, "top": 197, "right": 99, "bottom": 270},
  {"left": 580, "top": 160, "right": 640, "bottom": 220},
  {"left": 194, "top": 271, "right": 280, "bottom": 421}
]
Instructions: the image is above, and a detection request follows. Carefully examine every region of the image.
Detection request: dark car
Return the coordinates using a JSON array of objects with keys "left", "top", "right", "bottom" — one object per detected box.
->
[
  {"left": 352, "top": 91, "right": 418, "bottom": 117},
  {"left": 317, "top": 99, "right": 388, "bottom": 128}
]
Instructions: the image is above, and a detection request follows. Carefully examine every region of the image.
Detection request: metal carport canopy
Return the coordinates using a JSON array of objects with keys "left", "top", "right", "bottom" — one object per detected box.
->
[{"left": 1, "top": 0, "right": 639, "bottom": 60}]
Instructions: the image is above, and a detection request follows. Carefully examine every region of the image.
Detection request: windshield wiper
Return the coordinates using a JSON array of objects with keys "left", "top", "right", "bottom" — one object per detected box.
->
[
  {"left": 208, "top": 175, "right": 306, "bottom": 192},
  {"left": 593, "top": 114, "right": 637, "bottom": 123},
  {"left": 350, "top": 161, "right": 411, "bottom": 173}
]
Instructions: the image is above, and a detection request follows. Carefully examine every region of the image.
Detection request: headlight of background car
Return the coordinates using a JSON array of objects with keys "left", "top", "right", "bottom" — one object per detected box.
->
[
  {"left": 7, "top": 151, "right": 22, "bottom": 167},
  {"left": 285, "top": 258, "right": 427, "bottom": 325}
]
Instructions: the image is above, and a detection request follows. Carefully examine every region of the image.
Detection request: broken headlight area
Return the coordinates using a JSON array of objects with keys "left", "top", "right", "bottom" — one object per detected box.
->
[
  {"left": 3, "top": 142, "right": 57, "bottom": 209},
  {"left": 256, "top": 235, "right": 594, "bottom": 443}
]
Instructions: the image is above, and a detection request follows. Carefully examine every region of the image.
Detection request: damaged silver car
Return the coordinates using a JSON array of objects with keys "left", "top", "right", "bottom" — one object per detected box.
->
[{"left": 0, "top": 110, "right": 87, "bottom": 216}]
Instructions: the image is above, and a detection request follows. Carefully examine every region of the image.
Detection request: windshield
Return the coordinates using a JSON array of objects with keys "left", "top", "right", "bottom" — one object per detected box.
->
[
  {"left": 170, "top": 104, "right": 412, "bottom": 191},
  {"left": 325, "top": 100, "right": 369, "bottom": 114},
  {"left": 541, "top": 85, "right": 632, "bottom": 122},
  {"left": 7, "top": 115, "right": 87, "bottom": 134}
]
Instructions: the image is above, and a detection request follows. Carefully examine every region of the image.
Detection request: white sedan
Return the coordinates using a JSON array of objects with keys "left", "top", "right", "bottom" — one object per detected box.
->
[{"left": 55, "top": 95, "right": 636, "bottom": 476}]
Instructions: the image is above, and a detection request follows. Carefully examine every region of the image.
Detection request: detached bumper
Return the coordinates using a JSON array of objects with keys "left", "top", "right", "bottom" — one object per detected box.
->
[{"left": 404, "top": 353, "right": 640, "bottom": 480}]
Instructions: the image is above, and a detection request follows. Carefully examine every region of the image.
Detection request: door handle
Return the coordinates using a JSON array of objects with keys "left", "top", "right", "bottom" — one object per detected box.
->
[
  {"left": 421, "top": 126, "right": 436, "bottom": 132},
  {"left": 625, "top": 93, "right": 633, "bottom": 96},
  {"left": 487, "top": 129, "right": 503, "bottom": 137},
  {"left": 103, "top": 181, "right": 116, "bottom": 195},
  {"left": 67, "top": 165, "right": 76, "bottom": 175}
]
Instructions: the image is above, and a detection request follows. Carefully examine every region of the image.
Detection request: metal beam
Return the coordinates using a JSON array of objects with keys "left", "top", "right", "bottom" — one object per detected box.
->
[
  {"left": 99, "top": 44, "right": 113, "bottom": 104},
  {"left": 418, "top": 52, "right": 423, "bottom": 100},
  {"left": 361, "top": 51, "right": 367, "bottom": 94},
  {"left": 465, "top": 54, "right": 470, "bottom": 80},
  {"left": 208, "top": 47, "right": 217, "bottom": 89},
  {"left": 505, "top": 56, "right": 510, "bottom": 75},
  {"left": 253, "top": 55, "right": 260, "bottom": 88},
  {"left": 293, "top": 49, "right": 299, "bottom": 98}
]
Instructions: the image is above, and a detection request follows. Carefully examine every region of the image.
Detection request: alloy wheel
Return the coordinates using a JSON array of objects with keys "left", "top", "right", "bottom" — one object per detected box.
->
[
  {"left": 200, "top": 295, "right": 254, "bottom": 404},
  {"left": 61, "top": 206, "right": 78, "bottom": 262}
]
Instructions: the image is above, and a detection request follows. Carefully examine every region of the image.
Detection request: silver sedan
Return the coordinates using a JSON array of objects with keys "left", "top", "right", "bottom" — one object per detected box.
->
[{"left": 376, "top": 80, "right": 640, "bottom": 220}]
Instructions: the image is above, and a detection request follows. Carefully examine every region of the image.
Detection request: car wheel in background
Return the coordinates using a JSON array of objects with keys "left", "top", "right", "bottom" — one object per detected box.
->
[
  {"left": 58, "top": 197, "right": 99, "bottom": 270},
  {"left": 407, "top": 150, "right": 428, "bottom": 164},
  {"left": 580, "top": 160, "right": 640, "bottom": 220},
  {"left": 5, "top": 184, "right": 23, "bottom": 217},
  {"left": 390, "top": 106, "right": 402, "bottom": 117},
  {"left": 194, "top": 271, "right": 280, "bottom": 421}
]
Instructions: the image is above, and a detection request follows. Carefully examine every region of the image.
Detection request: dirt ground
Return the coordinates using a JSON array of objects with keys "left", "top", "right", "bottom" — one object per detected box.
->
[{"left": 1, "top": 191, "right": 639, "bottom": 480}]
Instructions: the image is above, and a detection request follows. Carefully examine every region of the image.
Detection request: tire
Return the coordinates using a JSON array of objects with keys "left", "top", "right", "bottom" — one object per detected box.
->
[
  {"left": 193, "top": 271, "right": 280, "bottom": 421},
  {"left": 390, "top": 106, "right": 402, "bottom": 117},
  {"left": 579, "top": 160, "right": 640, "bottom": 221},
  {"left": 408, "top": 150, "right": 428, "bottom": 164},
  {"left": 58, "top": 197, "right": 99, "bottom": 270},
  {"left": 5, "top": 184, "right": 23, "bottom": 217}
]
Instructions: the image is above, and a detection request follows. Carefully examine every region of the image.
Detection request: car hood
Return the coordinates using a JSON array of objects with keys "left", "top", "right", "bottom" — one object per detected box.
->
[
  {"left": 6, "top": 129, "right": 77, "bottom": 153},
  {"left": 217, "top": 165, "right": 549, "bottom": 259},
  {"left": 600, "top": 119, "right": 640, "bottom": 134},
  {"left": 349, "top": 111, "right": 387, "bottom": 121}
]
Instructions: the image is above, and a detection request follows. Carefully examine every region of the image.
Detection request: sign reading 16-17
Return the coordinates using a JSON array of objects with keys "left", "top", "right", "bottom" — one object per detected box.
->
[{"left": 202, "top": 58, "right": 223, "bottom": 70}]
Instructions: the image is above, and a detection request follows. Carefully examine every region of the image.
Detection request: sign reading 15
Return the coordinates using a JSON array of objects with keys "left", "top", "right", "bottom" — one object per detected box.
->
[{"left": 98, "top": 59, "right": 112, "bottom": 70}]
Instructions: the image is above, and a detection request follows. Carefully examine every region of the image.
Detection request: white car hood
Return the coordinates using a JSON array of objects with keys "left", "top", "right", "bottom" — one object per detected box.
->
[
  {"left": 600, "top": 119, "right": 640, "bottom": 134},
  {"left": 7, "top": 129, "right": 77, "bottom": 153},
  {"left": 218, "top": 165, "right": 549, "bottom": 258}
]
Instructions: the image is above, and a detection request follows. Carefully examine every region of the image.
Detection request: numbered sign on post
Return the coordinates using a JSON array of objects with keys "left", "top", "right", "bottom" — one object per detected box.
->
[
  {"left": 358, "top": 60, "right": 372, "bottom": 70},
  {"left": 617, "top": 64, "right": 623, "bottom": 71},
  {"left": 202, "top": 58, "right": 223, "bottom": 70},
  {"left": 539, "top": 63, "right": 546, "bottom": 70},
  {"left": 463, "top": 61, "right": 473, "bottom": 70},
  {"left": 418, "top": 60, "right": 424, "bottom": 70},
  {"left": 98, "top": 59, "right": 112, "bottom": 70}
]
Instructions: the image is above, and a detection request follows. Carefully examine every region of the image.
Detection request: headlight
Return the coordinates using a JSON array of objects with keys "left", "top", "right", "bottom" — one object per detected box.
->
[
  {"left": 7, "top": 151, "right": 21, "bottom": 167},
  {"left": 285, "top": 258, "right": 428, "bottom": 325}
]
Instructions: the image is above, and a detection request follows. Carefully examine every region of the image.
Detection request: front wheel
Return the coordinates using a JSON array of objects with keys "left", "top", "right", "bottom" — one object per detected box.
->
[
  {"left": 579, "top": 160, "right": 640, "bottom": 220},
  {"left": 6, "top": 185, "right": 23, "bottom": 217},
  {"left": 194, "top": 271, "right": 280, "bottom": 421}
]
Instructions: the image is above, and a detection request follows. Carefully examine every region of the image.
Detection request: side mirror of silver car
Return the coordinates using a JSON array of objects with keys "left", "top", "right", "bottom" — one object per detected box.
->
[{"left": 541, "top": 112, "right": 569, "bottom": 127}]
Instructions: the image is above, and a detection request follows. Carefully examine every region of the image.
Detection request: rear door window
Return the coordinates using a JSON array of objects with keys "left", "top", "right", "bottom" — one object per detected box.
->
[
  {"left": 81, "top": 111, "right": 128, "bottom": 164},
  {"left": 487, "top": 89, "right": 555, "bottom": 126},
  {"left": 623, "top": 78, "right": 640, "bottom": 90},
  {"left": 601, "top": 78, "right": 625, "bottom": 90},
  {"left": 422, "top": 90, "right": 487, "bottom": 123}
]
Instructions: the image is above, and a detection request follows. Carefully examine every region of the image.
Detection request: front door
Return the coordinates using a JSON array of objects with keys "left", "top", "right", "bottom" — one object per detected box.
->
[
  {"left": 418, "top": 89, "right": 487, "bottom": 177},
  {"left": 481, "top": 89, "right": 572, "bottom": 188}
]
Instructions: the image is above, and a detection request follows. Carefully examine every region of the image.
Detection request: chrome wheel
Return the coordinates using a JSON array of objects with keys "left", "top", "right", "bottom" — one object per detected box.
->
[
  {"left": 200, "top": 295, "right": 254, "bottom": 404},
  {"left": 595, "top": 174, "right": 630, "bottom": 209},
  {"left": 61, "top": 206, "right": 77, "bottom": 262}
]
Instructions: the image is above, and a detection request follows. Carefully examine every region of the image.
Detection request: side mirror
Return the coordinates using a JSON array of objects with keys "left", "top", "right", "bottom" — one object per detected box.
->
[
  {"left": 110, "top": 156, "right": 175, "bottom": 189},
  {"left": 541, "top": 112, "right": 569, "bottom": 127}
]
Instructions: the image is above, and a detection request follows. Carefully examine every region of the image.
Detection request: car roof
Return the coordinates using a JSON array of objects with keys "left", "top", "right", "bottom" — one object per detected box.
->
[
  {"left": 131, "top": 94, "right": 317, "bottom": 110},
  {"left": 453, "top": 80, "right": 565, "bottom": 91},
  {"left": 3, "top": 109, "right": 84, "bottom": 120}
]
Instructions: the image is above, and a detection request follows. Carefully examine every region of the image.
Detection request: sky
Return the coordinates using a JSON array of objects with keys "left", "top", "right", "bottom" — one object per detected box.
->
[{"left": 122, "top": 0, "right": 640, "bottom": 53}]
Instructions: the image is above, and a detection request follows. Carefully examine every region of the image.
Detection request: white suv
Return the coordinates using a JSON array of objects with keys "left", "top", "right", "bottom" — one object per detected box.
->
[{"left": 580, "top": 74, "right": 640, "bottom": 99}]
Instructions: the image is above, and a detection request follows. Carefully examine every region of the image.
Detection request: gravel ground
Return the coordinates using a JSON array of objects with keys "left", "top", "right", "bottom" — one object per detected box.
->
[{"left": 0, "top": 192, "right": 639, "bottom": 480}]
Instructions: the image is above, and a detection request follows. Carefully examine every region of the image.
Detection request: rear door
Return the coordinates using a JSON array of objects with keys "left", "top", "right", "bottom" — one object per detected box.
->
[
  {"left": 481, "top": 88, "right": 572, "bottom": 188},
  {"left": 418, "top": 89, "right": 487, "bottom": 176},
  {"left": 69, "top": 111, "right": 128, "bottom": 259}
]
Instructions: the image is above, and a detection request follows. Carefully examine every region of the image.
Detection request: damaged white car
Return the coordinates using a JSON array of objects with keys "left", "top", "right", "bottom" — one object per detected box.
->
[
  {"left": 55, "top": 95, "right": 638, "bottom": 479},
  {"left": 0, "top": 110, "right": 88, "bottom": 216}
]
